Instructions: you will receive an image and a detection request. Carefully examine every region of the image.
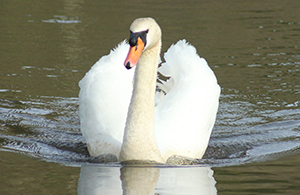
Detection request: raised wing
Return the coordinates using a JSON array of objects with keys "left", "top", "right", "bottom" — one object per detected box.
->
[
  {"left": 155, "top": 40, "right": 221, "bottom": 160},
  {"left": 79, "top": 41, "right": 135, "bottom": 156}
]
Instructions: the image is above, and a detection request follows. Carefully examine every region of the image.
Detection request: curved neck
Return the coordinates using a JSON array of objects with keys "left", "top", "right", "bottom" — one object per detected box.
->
[{"left": 120, "top": 42, "right": 164, "bottom": 163}]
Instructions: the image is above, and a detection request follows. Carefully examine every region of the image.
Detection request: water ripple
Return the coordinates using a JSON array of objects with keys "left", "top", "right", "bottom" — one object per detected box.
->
[{"left": 0, "top": 94, "right": 300, "bottom": 167}]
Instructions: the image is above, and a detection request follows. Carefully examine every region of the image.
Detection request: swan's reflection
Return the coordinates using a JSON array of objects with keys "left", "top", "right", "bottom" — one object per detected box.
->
[{"left": 78, "top": 165, "right": 217, "bottom": 194}]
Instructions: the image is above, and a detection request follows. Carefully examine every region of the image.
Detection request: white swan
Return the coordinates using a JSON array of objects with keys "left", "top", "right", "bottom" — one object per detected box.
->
[{"left": 79, "top": 17, "right": 220, "bottom": 163}]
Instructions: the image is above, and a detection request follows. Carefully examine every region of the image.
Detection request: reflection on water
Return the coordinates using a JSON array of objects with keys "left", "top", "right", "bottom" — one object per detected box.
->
[
  {"left": 78, "top": 166, "right": 122, "bottom": 194},
  {"left": 78, "top": 165, "right": 216, "bottom": 195}
]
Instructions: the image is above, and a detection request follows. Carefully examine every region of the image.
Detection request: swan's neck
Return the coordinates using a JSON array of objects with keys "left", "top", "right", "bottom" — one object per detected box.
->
[{"left": 120, "top": 42, "right": 164, "bottom": 163}]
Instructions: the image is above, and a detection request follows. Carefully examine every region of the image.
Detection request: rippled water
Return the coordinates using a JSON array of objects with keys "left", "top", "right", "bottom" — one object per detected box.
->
[
  {"left": 1, "top": 0, "right": 300, "bottom": 194},
  {"left": 1, "top": 93, "right": 299, "bottom": 167}
]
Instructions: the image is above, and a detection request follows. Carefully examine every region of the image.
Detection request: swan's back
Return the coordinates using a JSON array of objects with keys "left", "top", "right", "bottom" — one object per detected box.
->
[
  {"left": 155, "top": 40, "right": 220, "bottom": 160},
  {"left": 79, "top": 41, "right": 135, "bottom": 156}
]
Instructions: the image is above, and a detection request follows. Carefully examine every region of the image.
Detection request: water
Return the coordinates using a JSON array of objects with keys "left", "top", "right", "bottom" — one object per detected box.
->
[{"left": 1, "top": 0, "right": 300, "bottom": 194}]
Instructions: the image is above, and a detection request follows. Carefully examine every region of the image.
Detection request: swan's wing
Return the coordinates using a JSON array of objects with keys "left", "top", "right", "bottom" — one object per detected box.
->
[
  {"left": 79, "top": 41, "right": 135, "bottom": 156},
  {"left": 155, "top": 40, "right": 221, "bottom": 160}
]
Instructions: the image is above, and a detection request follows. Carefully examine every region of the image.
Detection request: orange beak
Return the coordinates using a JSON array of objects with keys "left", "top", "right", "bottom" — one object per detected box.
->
[{"left": 124, "top": 37, "right": 145, "bottom": 69}]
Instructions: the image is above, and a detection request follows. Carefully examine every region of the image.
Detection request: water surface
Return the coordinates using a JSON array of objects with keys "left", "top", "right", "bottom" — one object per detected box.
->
[{"left": 1, "top": 0, "right": 300, "bottom": 194}]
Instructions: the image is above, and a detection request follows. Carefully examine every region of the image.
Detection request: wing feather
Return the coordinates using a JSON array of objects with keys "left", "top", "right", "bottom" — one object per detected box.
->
[
  {"left": 79, "top": 41, "right": 135, "bottom": 156},
  {"left": 155, "top": 40, "right": 220, "bottom": 159}
]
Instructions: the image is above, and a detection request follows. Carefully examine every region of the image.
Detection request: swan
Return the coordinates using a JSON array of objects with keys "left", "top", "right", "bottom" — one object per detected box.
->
[{"left": 79, "top": 17, "right": 220, "bottom": 163}]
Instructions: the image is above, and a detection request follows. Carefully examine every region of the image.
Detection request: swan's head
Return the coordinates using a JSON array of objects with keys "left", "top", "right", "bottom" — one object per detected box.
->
[{"left": 124, "top": 17, "right": 161, "bottom": 69}]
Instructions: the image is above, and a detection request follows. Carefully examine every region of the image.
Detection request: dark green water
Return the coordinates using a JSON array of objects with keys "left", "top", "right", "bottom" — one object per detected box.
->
[{"left": 1, "top": 0, "right": 300, "bottom": 194}]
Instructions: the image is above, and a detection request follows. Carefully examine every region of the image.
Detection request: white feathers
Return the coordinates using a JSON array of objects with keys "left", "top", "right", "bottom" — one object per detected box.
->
[
  {"left": 155, "top": 40, "right": 220, "bottom": 160},
  {"left": 79, "top": 39, "right": 220, "bottom": 160},
  {"left": 79, "top": 41, "right": 135, "bottom": 156}
]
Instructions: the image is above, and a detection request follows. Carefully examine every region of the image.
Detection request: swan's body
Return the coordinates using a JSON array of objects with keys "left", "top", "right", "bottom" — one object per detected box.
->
[{"left": 79, "top": 18, "right": 220, "bottom": 163}]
